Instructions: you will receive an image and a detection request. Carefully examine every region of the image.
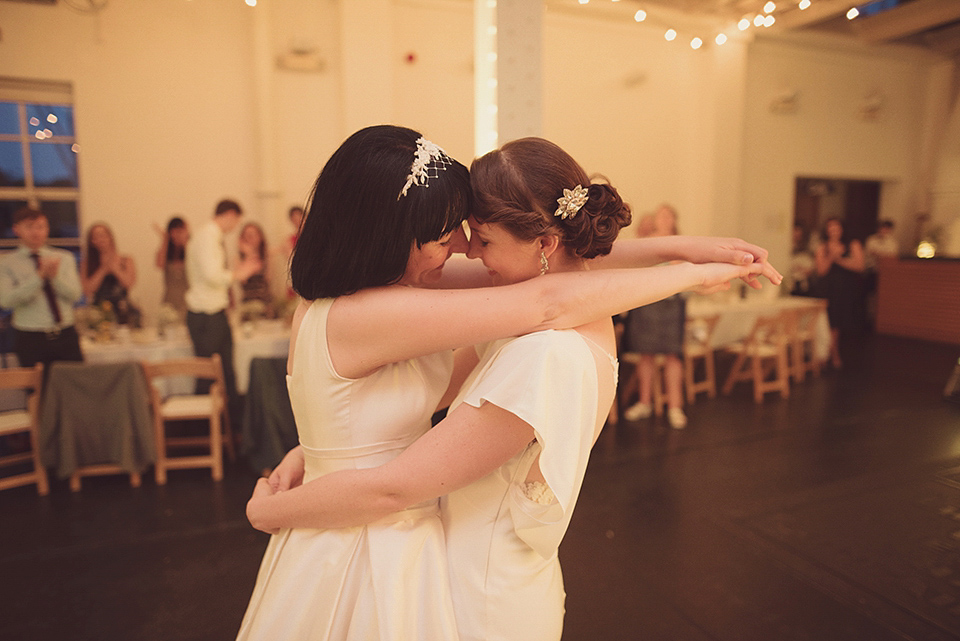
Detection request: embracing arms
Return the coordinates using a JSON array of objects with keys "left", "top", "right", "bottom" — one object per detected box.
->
[
  {"left": 247, "top": 400, "right": 533, "bottom": 533},
  {"left": 330, "top": 258, "right": 776, "bottom": 378}
]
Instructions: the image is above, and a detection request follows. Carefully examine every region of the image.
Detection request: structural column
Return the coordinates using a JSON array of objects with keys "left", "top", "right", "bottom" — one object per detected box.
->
[{"left": 475, "top": 0, "right": 543, "bottom": 156}]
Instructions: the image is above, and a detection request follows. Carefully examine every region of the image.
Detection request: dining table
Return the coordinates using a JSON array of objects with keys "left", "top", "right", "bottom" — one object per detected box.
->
[
  {"left": 686, "top": 290, "right": 831, "bottom": 361},
  {"left": 80, "top": 318, "right": 291, "bottom": 395}
]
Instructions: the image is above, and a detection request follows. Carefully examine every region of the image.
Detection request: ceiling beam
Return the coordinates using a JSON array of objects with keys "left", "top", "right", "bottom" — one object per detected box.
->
[
  {"left": 765, "top": 0, "right": 850, "bottom": 32},
  {"left": 852, "top": 0, "right": 960, "bottom": 44},
  {"left": 921, "top": 21, "right": 960, "bottom": 55}
]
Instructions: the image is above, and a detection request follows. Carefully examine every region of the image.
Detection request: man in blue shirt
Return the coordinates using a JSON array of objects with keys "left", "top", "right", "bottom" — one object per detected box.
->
[{"left": 0, "top": 206, "right": 83, "bottom": 371}]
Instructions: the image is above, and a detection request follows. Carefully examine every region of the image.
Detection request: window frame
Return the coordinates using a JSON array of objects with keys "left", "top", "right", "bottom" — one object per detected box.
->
[{"left": 0, "top": 77, "right": 80, "bottom": 250}]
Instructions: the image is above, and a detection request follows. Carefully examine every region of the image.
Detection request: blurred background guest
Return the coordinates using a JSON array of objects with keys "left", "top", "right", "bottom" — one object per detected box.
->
[
  {"left": 789, "top": 222, "right": 816, "bottom": 296},
  {"left": 623, "top": 204, "right": 688, "bottom": 429},
  {"left": 864, "top": 219, "right": 898, "bottom": 269},
  {"left": 814, "top": 216, "right": 865, "bottom": 369},
  {"left": 863, "top": 219, "right": 898, "bottom": 327},
  {"left": 185, "top": 199, "right": 258, "bottom": 426},
  {"left": 0, "top": 206, "right": 83, "bottom": 372},
  {"left": 154, "top": 216, "right": 190, "bottom": 318},
  {"left": 81, "top": 222, "right": 141, "bottom": 327},
  {"left": 237, "top": 222, "right": 272, "bottom": 316},
  {"left": 282, "top": 205, "right": 304, "bottom": 301}
]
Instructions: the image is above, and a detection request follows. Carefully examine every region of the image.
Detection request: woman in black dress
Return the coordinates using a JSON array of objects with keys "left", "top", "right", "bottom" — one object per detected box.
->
[{"left": 814, "top": 217, "right": 865, "bottom": 369}]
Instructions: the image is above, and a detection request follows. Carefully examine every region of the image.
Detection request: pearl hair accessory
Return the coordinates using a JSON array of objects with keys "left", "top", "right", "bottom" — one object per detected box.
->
[
  {"left": 554, "top": 185, "right": 589, "bottom": 220},
  {"left": 398, "top": 137, "right": 454, "bottom": 199}
]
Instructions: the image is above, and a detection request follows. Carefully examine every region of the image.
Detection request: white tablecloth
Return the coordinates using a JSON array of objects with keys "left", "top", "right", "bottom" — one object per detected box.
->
[
  {"left": 686, "top": 293, "right": 830, "bottom": 360},
  {"left": 81, "top": 320, "right": 290, "bottom": 395}
]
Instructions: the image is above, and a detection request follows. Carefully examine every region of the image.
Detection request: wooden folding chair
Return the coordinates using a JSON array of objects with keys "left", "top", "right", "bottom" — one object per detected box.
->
[
  {"left": 0, "top": 364, "right": 48, "bottom": 495},
  {"left": 787, "top": 299, "right": 828, "bottom": 383},
  {"left": 141, "top": 354, "right": 233, "bottom": 484},
  {"left": 722, "top": 311, "right": 791, "bottom": 403},
  {"left": 683, "top": 314, "right": 720, "bottom": 404}
]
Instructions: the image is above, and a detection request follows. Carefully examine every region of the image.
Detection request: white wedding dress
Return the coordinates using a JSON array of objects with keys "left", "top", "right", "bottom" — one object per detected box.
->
[
  {"left": 236, "top": 298, "right": 459, "bottom": 641},
  {"left": 442, "top": 329, "right": 617, "bottom": 641}
]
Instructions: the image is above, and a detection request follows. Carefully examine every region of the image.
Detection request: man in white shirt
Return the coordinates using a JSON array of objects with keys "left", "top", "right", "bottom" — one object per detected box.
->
[
  {"left": 185, "top": 199, "right": 260, "bottom": 423},
  {"left": 0, "top": 206, "right": 83, "bottom": 373},
  {"left": 864, "top": 219, "right": 899, "bottom": 270}
]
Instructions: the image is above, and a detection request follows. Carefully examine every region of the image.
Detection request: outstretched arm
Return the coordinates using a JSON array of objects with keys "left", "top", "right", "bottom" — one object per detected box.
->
[
  {"left": 330, "top": 260, "right": 774, "bottom": 379},
  {"left": 595, "top": 236, "right": 781, "bottom": 288},
  {"left": 435, "top": 236, "right": 781, "bottom": 290},
  {"left": 248, "top": 400, "right": 534, "bottom": 533}
]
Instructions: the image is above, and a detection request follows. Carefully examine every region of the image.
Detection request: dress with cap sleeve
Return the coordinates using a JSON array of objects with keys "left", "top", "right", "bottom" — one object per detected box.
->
[
  {"left": 236, "top": 297, "right": 460, "bottom": 641},
  {"left": 441, "top": 328, "right": 618, "bottom": 641}
]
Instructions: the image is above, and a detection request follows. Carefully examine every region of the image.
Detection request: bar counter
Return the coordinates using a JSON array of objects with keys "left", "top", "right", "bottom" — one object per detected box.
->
[{"left": 876, "top": 256, "right": 960, "bottom": 344}]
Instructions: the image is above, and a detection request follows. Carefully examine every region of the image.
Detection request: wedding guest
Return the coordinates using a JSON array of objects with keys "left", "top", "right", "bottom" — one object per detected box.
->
[
  {"left": 864, "top": 219, "right": 898, "bottom": 269},
  {"left": 237, "top": 222, "right": 273, "bottom": 316},
  {"left": 283, "top": 206, "right": 304, "bottom": 301},
  {"left": 154, "top": 216, "right": 190, "bottom": 316},
  {"left": 0, "top": 206, "right": 83, "bottom": 371},
  {"left": 815, "top": 217, "right": 865, "bottom": 369},
  {"left": 863, "top": 219, "right": 898, "bottom": 327},
  {"left": 790, "top": 222, "right": 816, "bottom": 296},
  {"left": 81, "top": 222, "right": 140, "bottom": 326},
  {"left": 185, "top": 199, "right": 260, "bottom": 424},
  {"left": 623, "top": 204, "right": 688, "bottom": 429}
]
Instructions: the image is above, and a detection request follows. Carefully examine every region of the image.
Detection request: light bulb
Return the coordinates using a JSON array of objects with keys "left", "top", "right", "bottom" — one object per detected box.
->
[{"left": 665, "top": 29, "right": 677, "bottom": 41}]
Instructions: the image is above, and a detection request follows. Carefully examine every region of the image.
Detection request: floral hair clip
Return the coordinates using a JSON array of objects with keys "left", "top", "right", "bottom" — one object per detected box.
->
[
  {"left": 398, "top": 137, "right": 453, "bottom": 199},
  {"left": 554, "top": 185, "right": 589, "bottom": 220}
]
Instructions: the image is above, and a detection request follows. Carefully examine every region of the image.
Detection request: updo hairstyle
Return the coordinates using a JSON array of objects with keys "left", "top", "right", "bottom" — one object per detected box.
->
[
  {"left": 291, "top": 125, "right": 471, "bottom": 300},
  {"left": 469, "top": 137, "right": 632, "bottom": 259}
]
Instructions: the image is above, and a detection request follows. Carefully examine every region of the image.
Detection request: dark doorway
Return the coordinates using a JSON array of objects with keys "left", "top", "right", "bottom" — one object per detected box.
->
[{"left": 793, "top": 177, "right": 881, "bottom": 245}]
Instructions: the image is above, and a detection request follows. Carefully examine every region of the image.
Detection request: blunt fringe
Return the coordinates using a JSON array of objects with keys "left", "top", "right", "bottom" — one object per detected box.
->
[{"left": 291, "top": 125, "right": 471, "bottom": 300}]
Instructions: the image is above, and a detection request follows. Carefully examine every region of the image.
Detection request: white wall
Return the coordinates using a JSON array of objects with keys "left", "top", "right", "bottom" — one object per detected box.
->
[
  {"left": 740, "top": 33, "right": 932, "bottom": 268},
  {"left": 1, "top": 0, "right": 260, "bottom": 321},
  {"left": 1, "top": 0, "right": 953, "bottom": 323}
]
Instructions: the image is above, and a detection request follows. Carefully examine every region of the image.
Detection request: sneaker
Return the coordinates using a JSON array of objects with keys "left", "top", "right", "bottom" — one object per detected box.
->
[
  {"left": 667, "top": 407, "right": 687, "bottom": 429},
  {"left": 624, "top": 402, "right": 652, "bottom": 421}
]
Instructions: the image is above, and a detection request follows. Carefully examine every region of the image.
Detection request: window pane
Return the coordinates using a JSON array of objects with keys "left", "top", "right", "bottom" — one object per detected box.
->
[
  {"left": 0, "top": 199, "right": 30, "bottom": 240},
  {"left": 25, "top": 104, "right": 74, "bottom": 137},
  {"left": 0, "top": 102, "right": 19, "bottom": 135},
  {"left": 0, "top": 141, "right": 26, "bottom": 187},
  {"left": 40, "top": 200, "right": 79, "bottom": 239},
  {"left": 30, "top": 143, "right": 78, "bottom": 188}
]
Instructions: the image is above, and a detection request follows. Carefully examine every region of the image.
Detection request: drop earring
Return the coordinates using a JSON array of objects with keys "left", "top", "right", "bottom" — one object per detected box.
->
[{"left": 540, "top": 251, "right": 549, "bottom": 276}]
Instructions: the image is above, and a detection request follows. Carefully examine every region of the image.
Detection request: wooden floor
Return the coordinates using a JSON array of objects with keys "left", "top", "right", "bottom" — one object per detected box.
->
[{"left": 2, "top": 333, "right": 959, "bottom": 641}]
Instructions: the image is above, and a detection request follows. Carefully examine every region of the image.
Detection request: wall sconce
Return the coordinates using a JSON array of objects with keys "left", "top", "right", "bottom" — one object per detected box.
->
[
  {"left": 276, "top": 48, "right": 326, "bottom": 73},
  {"left": 858, "top": 91, "right": 884, "bottom": 121},
  {"left": 769, "top": 90, "right": 799, "bottom": 114}
]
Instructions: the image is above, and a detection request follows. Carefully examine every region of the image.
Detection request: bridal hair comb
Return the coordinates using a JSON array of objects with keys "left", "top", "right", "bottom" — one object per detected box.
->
[
  {"left": 398, "top": 137, "right": 454, "bottom": 199},
  {"left": 554, "top": 185, "right": 589, "bottom": 220}
]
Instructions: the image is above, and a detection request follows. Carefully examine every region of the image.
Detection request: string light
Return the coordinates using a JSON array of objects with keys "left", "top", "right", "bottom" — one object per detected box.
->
[
  {"left": 715, "top": 33, "right": 728, "bottom": 45},
  {"left": 764, "top": 14, "right": 776, "bottom": 27},
  {"left": 664, "top": 28, "right": 677, "bottom": 41},
  {"left": 846, "top": 7, "right": 859, "bottom": 19},
  {"left": 753, "top": 14, "right": 765, "bottom": 26},
  {"left": 738, "top": 17, "right": 751, "bottom": 30},
  {"left": 763, "top": 1, "right": 776, "bottom": 13},
  {"left": 690, "top": 37, "right": 703, "bottom": 49},
  {"left": 799, "top": 0, "right": 811, "bottom": 9},
  {"left": 634, "top": 9, "right": 646, "bottom": 22}
]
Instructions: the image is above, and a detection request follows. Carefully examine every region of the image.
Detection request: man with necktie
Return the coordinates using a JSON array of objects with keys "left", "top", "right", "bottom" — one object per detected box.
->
[{"left": 0, "top": 206, "right": 84, "bottom": 372}]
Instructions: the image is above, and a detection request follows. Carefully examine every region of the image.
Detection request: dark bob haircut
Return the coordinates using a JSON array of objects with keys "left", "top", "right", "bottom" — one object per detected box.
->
[{"left": 291, "top": 125, "right": 471, "bottom": 300}]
